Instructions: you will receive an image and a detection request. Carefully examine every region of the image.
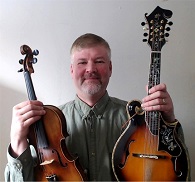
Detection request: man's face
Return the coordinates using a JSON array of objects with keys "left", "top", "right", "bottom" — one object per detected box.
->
[{"left": 70, "top": 45, "right": 112, "bottom": 98}]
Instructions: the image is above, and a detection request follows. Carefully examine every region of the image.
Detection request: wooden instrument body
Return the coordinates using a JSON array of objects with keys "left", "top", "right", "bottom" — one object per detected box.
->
[
  {"left": 112, "top": 100, "right": 189, "bottom": 181},
  {"left": 28, "top": 105, "right": 87, "bottom": 181}
]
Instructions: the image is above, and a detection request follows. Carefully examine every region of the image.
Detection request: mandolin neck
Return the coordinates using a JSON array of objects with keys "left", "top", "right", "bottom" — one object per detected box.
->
[
  {"left": 146, "top": 51, "right": 161, "bottom": 135},
  {"left": 148, "top": 52, "right": 161, "bottom": 92}
]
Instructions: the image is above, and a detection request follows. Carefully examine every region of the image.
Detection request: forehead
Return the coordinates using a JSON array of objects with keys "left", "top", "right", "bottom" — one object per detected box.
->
[{"left": 71, "top": 45, "right": 109, "bottom": 60}]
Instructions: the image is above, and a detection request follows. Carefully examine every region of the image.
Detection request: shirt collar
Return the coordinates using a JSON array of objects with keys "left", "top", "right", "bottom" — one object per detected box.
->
[{"left": 74, "top": 91, "right": 110, "bottom": 118}]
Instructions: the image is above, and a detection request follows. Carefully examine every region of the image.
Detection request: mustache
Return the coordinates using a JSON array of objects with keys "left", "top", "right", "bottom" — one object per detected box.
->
[{"left": 83, "top": 72, "right": 100, "bottom": 79}]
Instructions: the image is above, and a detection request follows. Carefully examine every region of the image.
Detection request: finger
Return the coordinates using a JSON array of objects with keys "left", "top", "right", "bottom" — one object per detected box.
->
[
  {"left": 19, "top": 108, "right": 45, "bottom": 123},
  {"left": 142, "top": 91, "right": 167, "bottom": 103},
  {"left": 142, "top": 104, "right": 167, "bottom": 112},
  {"left": 142, "top": 98, "right": 167, "bottom": 107},
  {"left": 17, "top": 103, "right": 45, "bottom": 116},
  {"left": 148, "top": 83, "right": 167, "bottom": 94},
  {"left": 13, "top": 100, "right": 45, "bottom": 125},
  {"left": 14, "top": 100, "right": 44, "bottom": 110}
]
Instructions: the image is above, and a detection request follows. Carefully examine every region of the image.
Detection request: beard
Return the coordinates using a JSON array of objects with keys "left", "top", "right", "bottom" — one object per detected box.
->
[
  {"left": 81, "top": 81, "right": 102, "bottom": 95},
  {"left": 81, "top": 72, "right": 102, "bottom": 95}
]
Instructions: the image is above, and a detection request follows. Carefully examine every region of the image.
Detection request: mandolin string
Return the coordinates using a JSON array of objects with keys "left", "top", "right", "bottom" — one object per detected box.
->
[{"left": 149, "top": 19, "right": 162, "bottom": 175}]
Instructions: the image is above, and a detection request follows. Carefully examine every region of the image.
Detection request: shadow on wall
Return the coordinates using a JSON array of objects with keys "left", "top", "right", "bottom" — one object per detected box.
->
[{"left": 0, "top": 84, "right": 26, "bottom": 181}]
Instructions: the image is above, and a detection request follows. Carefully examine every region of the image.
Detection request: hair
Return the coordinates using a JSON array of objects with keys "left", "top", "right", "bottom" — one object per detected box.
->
[{"left": 70, "top": 33, "right": 111, "bottom": 59}]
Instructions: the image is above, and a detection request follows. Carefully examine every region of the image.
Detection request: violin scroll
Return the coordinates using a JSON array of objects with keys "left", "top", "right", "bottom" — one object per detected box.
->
[{"left": 18, "top": 45, "right": 39, "bottom": 74}]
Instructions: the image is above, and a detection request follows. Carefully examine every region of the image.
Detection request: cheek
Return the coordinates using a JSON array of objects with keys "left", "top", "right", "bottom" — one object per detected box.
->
[
  {"left": 100, "top": 67, "right": 112, "bottom": 78},
  {"left": 71, "top": 67, "right": 84, "bottom": 80}
]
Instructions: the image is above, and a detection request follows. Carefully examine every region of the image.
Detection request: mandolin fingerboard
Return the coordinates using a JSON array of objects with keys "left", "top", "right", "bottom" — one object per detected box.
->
[
  {"left": 146, "top": 52, "right": 161, "bottom": 135},
  {"left": 148, "top": 52, "right": 161, "bottom": 90}
]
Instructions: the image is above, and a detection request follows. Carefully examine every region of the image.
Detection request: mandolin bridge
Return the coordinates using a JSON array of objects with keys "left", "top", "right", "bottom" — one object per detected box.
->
[{"left": 132, "top": 153, "right": 166, "bottom": 159}]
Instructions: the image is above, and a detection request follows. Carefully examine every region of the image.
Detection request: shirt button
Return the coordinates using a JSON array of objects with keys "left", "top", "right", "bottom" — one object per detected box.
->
[
  {"left": 16, "top": 163, "right": 21, "bottom": 169},
  {"left": 91, "top": 152, "right": 95, "bottom": 156}
]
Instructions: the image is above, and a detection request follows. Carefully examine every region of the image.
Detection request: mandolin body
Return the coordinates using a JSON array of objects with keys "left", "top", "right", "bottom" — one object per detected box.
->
[{"left": 112, "top": 100, "right": 190, "bottom": 181}]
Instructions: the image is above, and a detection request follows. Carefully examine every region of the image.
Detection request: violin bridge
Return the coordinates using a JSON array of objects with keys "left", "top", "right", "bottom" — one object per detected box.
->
[{"left": 40, "top": 159, "right": 55, "bottom": 165}]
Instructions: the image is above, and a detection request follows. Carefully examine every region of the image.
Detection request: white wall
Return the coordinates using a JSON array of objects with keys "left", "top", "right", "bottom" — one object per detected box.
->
[{"left": 1, "top": 0, "right": 194, "bottom": 180}]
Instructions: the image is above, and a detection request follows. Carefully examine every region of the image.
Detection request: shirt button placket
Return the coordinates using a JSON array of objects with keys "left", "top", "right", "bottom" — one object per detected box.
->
[{"left": 88, "top": 111, "right": 96, "bottom": 180}]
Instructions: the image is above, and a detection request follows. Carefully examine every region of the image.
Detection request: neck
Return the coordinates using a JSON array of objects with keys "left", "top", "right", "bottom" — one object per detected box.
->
[
  {"left": 148, "top": 52, "right": 161, "bottom": 91},
  {"left": 77, "top": 91, "right": 106, "bottom": 107}
]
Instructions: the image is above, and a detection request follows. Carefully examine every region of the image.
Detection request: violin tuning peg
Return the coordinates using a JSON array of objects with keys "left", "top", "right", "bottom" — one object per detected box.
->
[
  {"left": 19, "top": 59, "right": 23, "bottom": 64},
  {"left": 18, "top": 68, "right": 23, "bottom": 72},
  {"left": 31, "top": 58, "right": 38, "bottom": 64},
  {"left": 33, "top": 49, "right": 39, "bottom": 56}
]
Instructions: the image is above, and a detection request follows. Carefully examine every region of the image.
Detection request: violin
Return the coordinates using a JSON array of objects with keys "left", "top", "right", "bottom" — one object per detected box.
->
[
  {"left": 112, "top": 6, "right": 190, "bottom": 181},
  {"left": 18, "top": 45, "right": 87, "bottom": 181}
]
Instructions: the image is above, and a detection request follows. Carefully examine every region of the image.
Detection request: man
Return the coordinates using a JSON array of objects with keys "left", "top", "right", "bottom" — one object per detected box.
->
[{"left": 5, "top": 33, "right": 189, "bottom": 181}]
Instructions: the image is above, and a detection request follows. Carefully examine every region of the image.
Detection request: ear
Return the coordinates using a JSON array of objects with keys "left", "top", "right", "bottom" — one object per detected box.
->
[
  {"left": 109, "top": 61, "right": 112, "bottom": 77},
  {"left": 70, "top": 64, "right": 74, "bottom": 78}
]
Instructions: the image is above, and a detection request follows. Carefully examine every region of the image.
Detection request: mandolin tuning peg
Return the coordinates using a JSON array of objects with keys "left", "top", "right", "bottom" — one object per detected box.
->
[
  {"left": 143, "top": 33, "right": 148, "bottom": 37},
  {"left": 141, "top": 22, "right": 146, "bottom": 26},
  {"left": 143, "top": 39, "right": 147, "bottom": 42},
  {"left": 33, "top": 49, "right": 39, "bottom": 56},
  {"left": 167, "top": 21, "right": 173, "bottom": 26},
  {"left": 165, "top": 33, "right": 169, "bottom": 37},
  {"left": 143, "top": 26, "right": 149, "bottom": 31},
  {"left": 166, "top": 27, "right": 171, "bottom": 31}
]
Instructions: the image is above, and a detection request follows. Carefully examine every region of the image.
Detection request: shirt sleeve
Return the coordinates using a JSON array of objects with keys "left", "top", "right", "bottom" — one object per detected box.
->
[{"left": 4, "top": 144, "right": 36, "bottom": 182}]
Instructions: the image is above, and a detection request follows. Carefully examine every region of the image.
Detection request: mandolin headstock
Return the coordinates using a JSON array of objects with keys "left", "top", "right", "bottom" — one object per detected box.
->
[{"left": 141, "top": 6, "right": 173, "bottom": 51}]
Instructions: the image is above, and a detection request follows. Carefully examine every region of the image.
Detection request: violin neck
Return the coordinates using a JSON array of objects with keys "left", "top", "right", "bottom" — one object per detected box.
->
[
  {"left": 24, "top": 70, "right": 48, "bottom": 148},
  {"left": 24, "top": 71, "right": 37, "bottom": 100}
]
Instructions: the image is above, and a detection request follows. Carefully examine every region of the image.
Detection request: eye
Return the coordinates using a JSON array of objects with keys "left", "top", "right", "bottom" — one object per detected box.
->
[
  {"left": 77, "top": 60, "right": 87, "bottom": 65},
  {"left": 95, "top": 58, "right": 105, "bottom": 63}
]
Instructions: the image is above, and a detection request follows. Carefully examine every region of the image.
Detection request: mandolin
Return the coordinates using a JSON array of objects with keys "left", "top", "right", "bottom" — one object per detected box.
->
[
  {"left": 18, "top": 45, "right": 87, "bottom": 181},
  {"left": 112, "top": 6, "right": 190, "bottom": 181}
]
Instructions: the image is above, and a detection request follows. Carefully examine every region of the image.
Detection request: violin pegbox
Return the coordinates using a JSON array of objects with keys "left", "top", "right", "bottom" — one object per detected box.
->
[
  {"left": 18, "top": 45, "right": 39, "bottom": 74},
  {"left": 141, "top": 6, "right": 173, "bottom": 51}
]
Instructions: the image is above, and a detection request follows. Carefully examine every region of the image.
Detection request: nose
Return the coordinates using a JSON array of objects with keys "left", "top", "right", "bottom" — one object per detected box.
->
[{"left": 86, "top": 61, "right": 97, "bottom": 73}]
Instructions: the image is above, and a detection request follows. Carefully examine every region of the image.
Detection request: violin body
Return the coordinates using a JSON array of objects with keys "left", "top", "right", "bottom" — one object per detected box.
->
[{"left": 28, "top": 105, "right": 87, "bottom": 181}]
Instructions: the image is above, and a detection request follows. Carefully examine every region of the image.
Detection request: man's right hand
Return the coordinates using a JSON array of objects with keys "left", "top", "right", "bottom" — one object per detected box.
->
[{"left": 10, "top": 100, "right": 46, "bottom": 157}]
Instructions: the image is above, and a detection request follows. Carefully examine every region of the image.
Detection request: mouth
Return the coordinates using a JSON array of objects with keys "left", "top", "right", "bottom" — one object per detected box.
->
[
  {"left": 83, "top": 73, "right": 100, "bottom": 81},
  {"left": 81, "top": 74, "right": 101, "bottom": 86}
]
